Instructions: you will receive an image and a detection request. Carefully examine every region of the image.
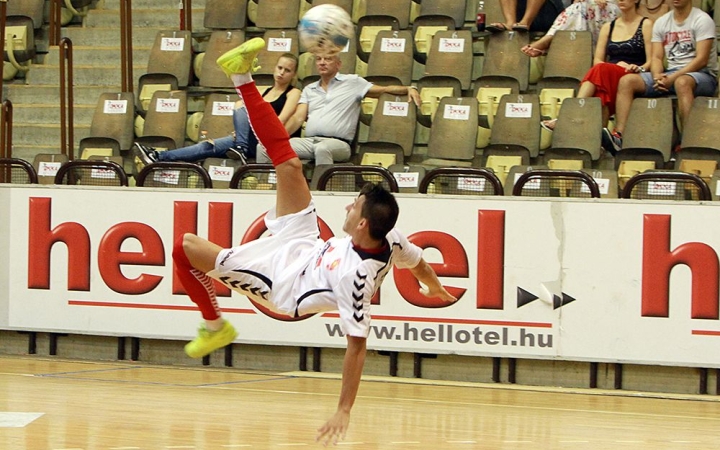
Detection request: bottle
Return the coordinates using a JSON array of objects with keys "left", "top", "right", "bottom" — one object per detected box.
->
[{"left": 476, "top": 1, "right": 486, "bottom": 32}]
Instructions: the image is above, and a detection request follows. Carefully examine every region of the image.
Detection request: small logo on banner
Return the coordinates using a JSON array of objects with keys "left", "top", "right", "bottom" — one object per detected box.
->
[
  {"left": 443, "top": 104, "right": 470, "bottom": 120},
  {"left": 647, "top": 181, "right": 677, "bottom": 196},
  {"left": 581, "top": 177, "right": 610, "bottom": 195},
  {"left": 212, "top": 101, "right": 235, "bottom": 116},
  {"left": 439, "top": 38, "right": 464, "bottom": 53},
  {"left": 160, "top": 37, "right": 184, "bottom": 52},
  {"left": 505, "top": 102, "right": 532, "bottom": 118},
  {"left": 90, "top": 168, "right": 116, "bottom": 179},
  {"left": 38, "top": 162, "right": 61, "bottom": 178},
  {"left": 156, "top": 98, "right": 180, "bottom": 113},
  {"left": 380, "top": 38, "right": 406, "bottom": 53},
  {"left": 268, "top": 38, "right": 292, "bottom": 52},
  {"left": 458, "top": 177, "right": 486, "bottom": 192},
  {"left": 383, "top": 101, "right": 409, "bottom": 117},
  {"left": 153, "top": 170, "right": 180, "bottom": 185},
  {"left": 103, "top": 100, "right": 127, "bottom": 114},
  {"left": 394, "top": 172, "right": 419, "bottom": 188},
  {"left": 208, "top": 165, "right": 234, "bottom": 182}
]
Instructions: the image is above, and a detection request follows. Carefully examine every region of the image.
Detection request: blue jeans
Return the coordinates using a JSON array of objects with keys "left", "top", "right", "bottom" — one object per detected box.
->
[{"left": 156, "top": 106, "right": 258, "bottom": 162}]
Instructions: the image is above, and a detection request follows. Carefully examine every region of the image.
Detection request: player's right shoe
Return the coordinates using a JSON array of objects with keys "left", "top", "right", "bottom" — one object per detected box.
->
[
  {"left": 216, "top": 37, "right": 265, "bottom": 76},
  {"left": 184, "top": 320, "right": 238, "bottom": 358}
]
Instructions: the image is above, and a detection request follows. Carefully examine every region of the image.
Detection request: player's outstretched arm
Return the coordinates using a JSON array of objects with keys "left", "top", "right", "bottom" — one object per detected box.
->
[
  {"left": 410, "top": 258, "right": 458, "bottom": 303},
  {"left": 316, "top": 335, "right": 366, "bottom": 446}
]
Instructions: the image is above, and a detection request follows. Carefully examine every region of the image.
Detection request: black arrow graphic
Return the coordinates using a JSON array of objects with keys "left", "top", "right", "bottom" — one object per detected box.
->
[
  {"left": 517, "top": 287, "right": 539, "bottom": 307},
  {"left": 553, "top": 293, "right": 576, "bottom": 309}
]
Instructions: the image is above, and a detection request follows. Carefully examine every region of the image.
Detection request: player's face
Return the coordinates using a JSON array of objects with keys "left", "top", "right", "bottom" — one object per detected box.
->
[
  {"left": 315, "top": 54, "right": 341, "bottom": 76},
  {"left": 342, "top": 195, "right": 366, "bottom": 235},
  {"left": 274, "top": 57, "right": 297, "bottom": 85}
]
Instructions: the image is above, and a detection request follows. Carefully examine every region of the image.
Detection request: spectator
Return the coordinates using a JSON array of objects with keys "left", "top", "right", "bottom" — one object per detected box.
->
[
  {"left": 542, "top": 0, "right": 651, "bottom": 142},
  {"left": 521, "top": 0, "right": 620, "bottom": 57},
  {"left": 134, "top": 53, "right": 301, "bottom": 166},
  {"left": 256, "top": 53, "right": 421, "bottom": 166},
  {"left": 486, "top": 0, "right": 565, "bottom": 33},
  {"left": 605, "top": 0, "right": 717, "bottom": 152}
]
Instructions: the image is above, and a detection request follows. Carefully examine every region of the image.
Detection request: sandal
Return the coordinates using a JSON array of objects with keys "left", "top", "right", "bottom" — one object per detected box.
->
[
  {"left": 541, "top": 118, "right": 557, "bottom": 132},
  {"left": 521, "top": 44, "right": 547, "bottom": 57},
  {"left": 486, "top": 23, "right": 509, "bottom": 32},
  {"left": 512, "top": 23, "right": 529, "bottom": 31}
]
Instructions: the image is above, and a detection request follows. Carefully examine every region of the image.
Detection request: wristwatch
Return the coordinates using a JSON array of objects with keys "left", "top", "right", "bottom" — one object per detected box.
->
[{"left": 639, "top": 67, "right": 646, "bottom": 72}]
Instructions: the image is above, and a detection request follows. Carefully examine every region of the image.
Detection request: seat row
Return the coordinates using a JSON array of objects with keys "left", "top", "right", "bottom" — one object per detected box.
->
[{"left": 1, "top": 156, "right": 716, "bottom": 202}]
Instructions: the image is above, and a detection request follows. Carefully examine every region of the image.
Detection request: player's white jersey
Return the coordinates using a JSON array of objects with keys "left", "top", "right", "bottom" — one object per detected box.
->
[{"left": 290, "top": 229, "right": 422, "bottom": 337}]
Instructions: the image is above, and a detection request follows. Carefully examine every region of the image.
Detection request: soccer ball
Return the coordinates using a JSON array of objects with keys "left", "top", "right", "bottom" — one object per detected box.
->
[{"left": 298, "top": 4, "right": 354, "bottom": 55}]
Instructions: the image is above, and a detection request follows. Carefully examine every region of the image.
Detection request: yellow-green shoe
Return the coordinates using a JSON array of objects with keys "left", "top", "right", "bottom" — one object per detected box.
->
[
  {"left": 184, "top": 320, "right": 238, "bottom": 358},
  {"left": 216, "top": 37, "right": 265, "bottom": 77}
]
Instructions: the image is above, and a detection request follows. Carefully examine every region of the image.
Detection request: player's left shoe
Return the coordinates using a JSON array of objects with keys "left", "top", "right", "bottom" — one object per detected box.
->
[
  {"left": 184, "top": 320, "right": 238, "bottom": 358},
  {"left": 216, "top": 37, "right": 265, "bottom": 76}
]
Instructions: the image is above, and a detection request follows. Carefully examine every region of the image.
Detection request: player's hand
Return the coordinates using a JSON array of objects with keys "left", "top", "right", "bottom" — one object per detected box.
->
[
  {"left": 316, "top": 410, "right": 350, "bottom": 446},
  {"left": 420, "top": 286, "right": 458, "bottom": 304}
]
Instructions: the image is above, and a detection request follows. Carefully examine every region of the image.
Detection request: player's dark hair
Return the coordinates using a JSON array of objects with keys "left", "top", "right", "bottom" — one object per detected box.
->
[{"left": 359, "top": 183, "right": 399, "bottom": 240}]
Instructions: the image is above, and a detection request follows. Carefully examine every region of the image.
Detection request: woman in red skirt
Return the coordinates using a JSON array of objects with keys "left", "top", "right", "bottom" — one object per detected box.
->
[{"left": 543, "top": 0, "right": 652, "bottom": 145}]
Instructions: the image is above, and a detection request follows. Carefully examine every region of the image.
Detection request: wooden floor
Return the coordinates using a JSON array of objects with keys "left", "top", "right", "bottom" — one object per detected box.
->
[{"left": 1, "top": 356, "right": 720, "bottom": 449}]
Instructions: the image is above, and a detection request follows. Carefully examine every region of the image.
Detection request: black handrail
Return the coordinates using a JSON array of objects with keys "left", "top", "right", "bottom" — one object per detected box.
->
[
  {"left": 317, "top": 165, "right": 400, "bottom": 192},
  {"left": 136, "top": 161, "right": 213, "bottom": 188},
  {"left": 419, "top": 167, "right": 504, "bottom": 195},
  {"left": 59, "top": 38, "right": 74, "bottom": 159},
  {"left": 54, "top": 159, "right": 129, "bottom": 186},
  {"left": 620, "top": 171, "right": 712, "bottom": 200},
  {"left": 512, "top": 169, "right": 601, "bottom": 198},
  {"left": 0, "top": 100, "right": 12, "bottom": 160}
]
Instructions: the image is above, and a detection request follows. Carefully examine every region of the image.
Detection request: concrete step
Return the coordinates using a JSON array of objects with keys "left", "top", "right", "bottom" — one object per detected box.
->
[
  {"left": 5, "top": 84, "right": 121, "bottom": 106},
  {"left": 102, "top": 0, "right": 208, "bottom": 10},
  {"left": 60, "top": 26, "right": 163, "bottom": 48},
  {"left": 11, "top": 123, "right": 91, "bottom": 147},
  {"left": 12, "top": 103, "right": 96, "bottom": 124},
  {"left": 43, "top": 45, "right": 152, "bottom": 66},
  {"left": 85, "top": 8, "right": 208, "bottom": 31},
  {"left": 26, "top": 63, "right": 148, "bottom": 86}
]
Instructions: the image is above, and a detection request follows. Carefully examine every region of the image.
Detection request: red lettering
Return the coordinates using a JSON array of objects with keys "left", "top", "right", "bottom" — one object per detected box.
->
[
  {"left": 642, "top": 214, "right": 719, "bottom": 319},
  {"left": 394, "top": 231, "right": 467, "bottom": 307},
  {"left": 98, "top": 223, "right": 164, "bottom": 294},
  {"left": 477, "top": 210, "right": 504, "bottom": 309},
  {"left": 28, "top": 197, "right": 90, "bottom": 291}
]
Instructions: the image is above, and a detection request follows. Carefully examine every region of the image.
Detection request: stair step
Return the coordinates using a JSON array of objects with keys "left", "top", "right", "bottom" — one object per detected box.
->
[
  {"left": 85, "top": 8, "right": 208, "bottom": 30},
  {"left": 5, "top": 85, "right": 122, "bottom": 105},
  {"left": 26, "top": 64, "right": 148, "bottom": 86},
  {"left": 11, "top": 123, "right": 91, "bottom": 147},
  {"left": 102, "top": 0, "right": 207, "bottom": 9},
  {"left": 44, "top": 46, "right": 152, "bottom": 66},
  {"left": 12, "top": 104, "right": 96, "bottom": 124}
]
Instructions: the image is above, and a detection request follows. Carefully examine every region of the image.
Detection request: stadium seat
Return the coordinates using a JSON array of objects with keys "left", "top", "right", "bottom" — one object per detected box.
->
[
  {"left": 54, "top": 160, "right": 128, "bottom": 187},
  {"left": 0, "top": 157, "right": 38, "bottom": 184},
  {"left": 615, "top": 97, "right": 674, "bottom": 186},
  {"left": 416, "top": 75, "right": 463, "bottom": 128},
  {"left": 136, "top": 162, "right": 213, "bottom": 189},
  {"left": 674, "top": 96, "right": 720, "bottom": 185},
  {"left": 255, "top": 0, "right": 301, "bottom": 28},
  {"left": 137, "top": 73, "right": 179, "bottom": 117},
  {"left": 481, "top": 31, "right": 531, "bottom": 92},
  {"left": 78, "top": 136, "right": 121, "bottom": 160},
  {"left": 315, "top": 164, "right": 399, "bottom": 192},
  {"left": 202, "top": 158, "right": 247, "bottom": 189},
  {"left": 365, "top": 0, "right": 412, "bottom": 29},
  {"left": 422, "top": 96, "right": 479, "bottom": 168},
  {"left": 474, "top": 78, "right": 519, "bottom": 149},
  {"left": 204, "top": 0, "right": 248, "bottom": 30},
  {"left": 620, "top": 170, "right": 711, "bottom": 201},
  {"left": 538, "top": 87, "right": 575, "bottom": 151},
  {"left": 365, "top": 92, "right": 417, "bottom": 159},
  {"left": 388, "top": 163, "right": 426, "bottom": 193},
  {"left": 356, "top": 15, "right": 400, "bottom": 63},
  {"left": 483, "top": 94, "right": 541, "bottom": 164},
  {"left": 229, "top": 164, "right": 278, "bottom": 190},
  {"left": 366, "top": 29, "right": 414, "bottom": 86},
  {"left": 198, "top": 93, "right": 238, "bottom": 141},
  {"left": 88, "top": 92, "right": 135, "bottom": 151},
  {"left": 256, "top": 30, "right": 300, "bottom": 75},
  {"left": 536, "top": 30, "right": 593, "bottom": 92},
  {"left": 419, "top": 167, "right": 504, "bottom": 196},
  {"left": 418, "top": 0, "right": 467, "bottom": 29},
  {"left": 33, "top": 153, "right": 69, "bottom": 185},
  {"left": 424, "top": 29, "right": 473, "bottom": 91},
  {"left": 141, "top": 90, "right": 188, "bottom": 149},
  {"left": 356, "top": 142, "right": 405, "bottom": 167},
  {"left": 502, "top": 165, "right": 549, "bottom": 195},
  {"left": 313, "top": 0, "right": 354, "bottom": 15},
  {"left": 146, "top": 30, "right": 193, "bottom": 88},
  {"left": 200, "top": 30, "right": 246, "bottom": 89},
  {"left": 411, "top": 15, "right": 456, "bottom": 65},
  {"left": 7, "top": 0, "right": 43, "bottom": 30},
  {"left": 512, "top": 169, "right": 602, "bottom": 198},
  {"left": 542, "top": 97, "right": 603, "bottom": 167},
  {"left": 582, "top": 168, "right": 619, "bottom": 198}
]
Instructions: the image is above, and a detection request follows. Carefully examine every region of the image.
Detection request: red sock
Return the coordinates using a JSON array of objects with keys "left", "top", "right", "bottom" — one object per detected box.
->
[
  {"left": 236, "top": 82, "right": 297, "bottom": 166},
  {"left": 172, "top": 237, "right": 220, "bottom": 320}
]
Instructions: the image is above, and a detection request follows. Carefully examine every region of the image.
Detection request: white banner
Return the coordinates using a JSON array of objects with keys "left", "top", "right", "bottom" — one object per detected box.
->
[{"left": 2, "top": 186, "right": 720, "bottom": 368}]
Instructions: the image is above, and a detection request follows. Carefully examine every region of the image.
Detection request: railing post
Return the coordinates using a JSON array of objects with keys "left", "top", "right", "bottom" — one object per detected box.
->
[
  {"left": 59, "top": 38, "right": 74, "bottom": 159},
  {"left": 49, "top": 0, "right": 63, "bottom": 46},
  {"left": 120, "top": 0, "right": 134, "bottom": 93}
]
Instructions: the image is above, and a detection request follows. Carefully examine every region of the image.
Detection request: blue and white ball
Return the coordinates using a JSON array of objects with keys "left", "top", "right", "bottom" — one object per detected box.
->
[{"left": 298, "top": 4, "right": 354, "bottom": 55}]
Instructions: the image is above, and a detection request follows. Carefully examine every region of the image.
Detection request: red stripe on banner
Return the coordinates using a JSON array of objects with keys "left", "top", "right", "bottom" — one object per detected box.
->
[
  {"left": 68, "top": 300, "right": 256, "bottom": 315},
  {"left": 691, "top": 329, "right": 720, "bottom": 336},
  {"left": 320, "top": 312, "right": 552, "bottom": 328}
]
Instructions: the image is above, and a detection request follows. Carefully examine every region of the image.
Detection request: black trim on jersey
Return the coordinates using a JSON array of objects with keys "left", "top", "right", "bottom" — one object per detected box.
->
[
  {"left": 352, "top": 238, "right": 392, "bottom": 263},
  {"left": 231, "top": 268, "right": 272, "bottom": 288},
  {"left": 295, "top": 288, "right": 333, "bottom": 317}
]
